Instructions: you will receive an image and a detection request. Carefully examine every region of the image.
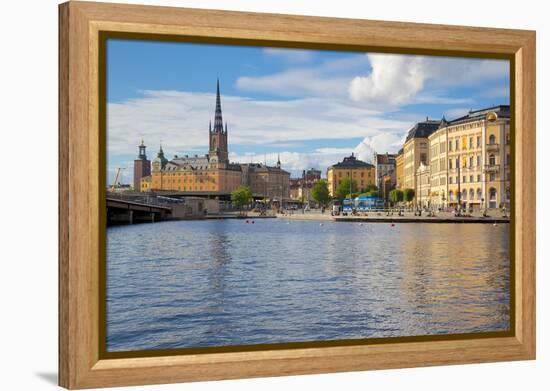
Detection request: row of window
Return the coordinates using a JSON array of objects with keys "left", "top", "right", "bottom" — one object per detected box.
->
[
  {"left": 431, "top": 171, "right": 510, "bottom": 185},
  {"left": 446, "top": 153, "right": 511, "bottom": 169},
  {"left": 447, "top": 187, "right": 510, "bottom": 201},
  {"left": 445, "top": 133, "right": 510, "bottom": 153},
  {"left": 337, "top": 171, "right": 373, "bottom": 178},
  {"left": 449, "top": 155, "right": 482, "bottom": 169},
  {"left": 448, "top": 135, "right": 483, "bottom": 151},
  {"left": 449, "top": 175, "right": 482, "bottom": 184}
]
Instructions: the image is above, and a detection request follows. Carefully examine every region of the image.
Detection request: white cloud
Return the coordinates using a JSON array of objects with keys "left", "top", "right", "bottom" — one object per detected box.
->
[
  {"left": 349, "top": 54, "right": 425, "bottom": 105},
  {"left": 107, "top": 89, "right": 416, "bottom": 183},
  {"left": 237, "top": 52, "right": 508, "bottom": 108},
  {"left": 228, "top": 132, "right": 400, "bottom": 177},
  {"left": 263, "top": 48, "right": 314, "bottom": 63},
  {"left": 107, "top": 90, "right": 411, "bottom": 158},
  {"left": 236, "top": 54, "right": 370, "bottom": 98},
  {"left": 229, "top": 149, "right": 352, "bottom": 178},
  {"left": 107, "top": 52, "right": 509, "bottom": 184},
  {"left": 348, "top": 53, "right": 509, "bottom": 106},
  {"left": 236, "top": 70, "right": 350, "bottom": 98},
  {"left": 357, "top": 132, "right": 404, "bottom": 157}
]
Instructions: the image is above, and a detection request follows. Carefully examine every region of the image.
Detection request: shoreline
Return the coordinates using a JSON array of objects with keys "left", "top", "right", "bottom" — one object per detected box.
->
[
  {"left": 277, "top": 213, "right": 510, "bottom": 224},
  {"left": 109, "top": 212, "right": 510, "bottom": 225}
]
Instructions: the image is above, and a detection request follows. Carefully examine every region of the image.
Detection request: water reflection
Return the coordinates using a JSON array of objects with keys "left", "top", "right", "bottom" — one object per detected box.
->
[{"left": 106, "top": 219, "right": 510, "bottom": 352}]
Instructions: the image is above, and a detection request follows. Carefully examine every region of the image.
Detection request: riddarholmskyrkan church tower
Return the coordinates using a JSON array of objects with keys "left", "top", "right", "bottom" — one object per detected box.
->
[
  {"left": 208, "top": 79, "right": 229, "bottom": 166},
  {"left": 134, "top": 79, "right": 290, "bottom": 202}
]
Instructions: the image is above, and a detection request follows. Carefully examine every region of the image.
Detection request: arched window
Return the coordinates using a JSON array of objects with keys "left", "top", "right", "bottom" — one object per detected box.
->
[
  {"left": 489, "top": 134, "right": 496, "bottom": 144},
  {"left": 449, "top": 191, "right": 454, "bottom": 201},
  {"left": 476, "top": 188, "right": 482, "bottom": 200},
  {"left": 469, "top": 189, "right": 475, "bottom": 200},
  {"left": 462, "top": 189, "right": 467, "bottom": 200},
  {"left": 489, "top": 154, "right": 496, "bottom": 166}
]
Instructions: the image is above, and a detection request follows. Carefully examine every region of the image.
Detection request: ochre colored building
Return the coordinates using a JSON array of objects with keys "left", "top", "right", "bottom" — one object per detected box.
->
[
  {"left": 138, "top": 80, "right": 290, "bottom": 201},
  {"left": 402, "top": 118, "right": 440, "bottom": 196},
  {"left": 373, "top": 152, "right": 397, "bottom": 196},
  {"left": 326, "top": 154, "right": 375, "bottom": 197},
  {"left": 289, "top": 168, "right": 322, "bottom": 203},
  {"left": 395, "top": 148, "right": 404, "bottom": 190},
  {"left": 428, "top": 105, "right": 510, "bottom": 210},
  {"left": 415, "top": 161, "right": 431, "bottom": 208}
]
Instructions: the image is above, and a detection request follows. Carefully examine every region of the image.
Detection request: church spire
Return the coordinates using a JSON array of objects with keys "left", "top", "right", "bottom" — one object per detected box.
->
[
  {"left": 213, "top": 78, "right": 224, "bottom": 133},
  {"left": 277, "top": 152, "right": 281, "bottom": 168}
]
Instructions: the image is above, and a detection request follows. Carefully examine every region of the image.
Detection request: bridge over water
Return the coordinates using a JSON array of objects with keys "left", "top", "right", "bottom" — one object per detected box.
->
[{"left": 106, "top": 193, "right": 206, "bottom": 225}]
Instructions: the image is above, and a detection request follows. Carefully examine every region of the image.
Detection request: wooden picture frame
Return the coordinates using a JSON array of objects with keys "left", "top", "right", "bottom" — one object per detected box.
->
[{"left": 59, "top": 1, "right": 536, "bottom": 388}]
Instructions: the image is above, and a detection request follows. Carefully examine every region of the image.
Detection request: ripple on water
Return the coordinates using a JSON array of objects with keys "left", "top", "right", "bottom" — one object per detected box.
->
[{"left": 106, "top": 219, "right": 511, "bottom": 352}]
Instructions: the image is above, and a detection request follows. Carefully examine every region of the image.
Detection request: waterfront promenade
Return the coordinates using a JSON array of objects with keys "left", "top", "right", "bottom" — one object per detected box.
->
[{"left": 278, "top": 209, "right": 510, "bottom": 223}]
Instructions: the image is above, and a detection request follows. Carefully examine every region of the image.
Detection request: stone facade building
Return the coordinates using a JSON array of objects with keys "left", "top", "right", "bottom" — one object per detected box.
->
[
  {"left": 326, "top": 154, "right": 375, "bottom": 197},
  {"left": 136, "top": 80, "right": 290, "bottom": 201},
  {"left": 289, "top": 168, "right": 322, "bottom": 203},
  {"left": 428, "top": 105, "right": 510, "bottom": 210},
  {"left": 402, "top": 118, "right": 440, "bottom": 194},
  {"left": 415, "top": 161, "right": 431, "bottom": 208},
  {"left": 241, "top": 159, "right": 290, "bottom": 202},
  {"left": 374, "top": 152, "right": 397, "bottom": 198},
  {"left": 395, "top": 148, "right": 404, "bottom": 189}
]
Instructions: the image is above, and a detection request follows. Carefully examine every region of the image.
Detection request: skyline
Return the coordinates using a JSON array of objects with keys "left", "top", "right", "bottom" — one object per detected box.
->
[{"left": 106, "top": 39, "right": 510, "bottom": 185}]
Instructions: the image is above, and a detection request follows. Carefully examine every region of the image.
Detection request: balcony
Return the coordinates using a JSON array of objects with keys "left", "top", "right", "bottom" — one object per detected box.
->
[
  {"left": 486, "top": 143, "right": 499, "bottom": 152},
  {"left": 483, "top": 164, "right": 500, "bottom": 174}
]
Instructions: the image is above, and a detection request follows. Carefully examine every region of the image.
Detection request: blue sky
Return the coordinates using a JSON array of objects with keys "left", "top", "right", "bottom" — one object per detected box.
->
[{"left": 106, "top": 39, "right": 509, "bottom": 185}]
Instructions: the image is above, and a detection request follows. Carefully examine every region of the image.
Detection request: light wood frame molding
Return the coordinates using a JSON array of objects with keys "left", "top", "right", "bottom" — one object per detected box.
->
[{"left": 59, "top": 1, "right": 536, "bottom": 389}]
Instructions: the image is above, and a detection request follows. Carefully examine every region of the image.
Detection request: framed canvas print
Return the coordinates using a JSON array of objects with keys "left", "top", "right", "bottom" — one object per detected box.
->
[{"left": 59, "top": 1, "right": 536, "bottom": 389}]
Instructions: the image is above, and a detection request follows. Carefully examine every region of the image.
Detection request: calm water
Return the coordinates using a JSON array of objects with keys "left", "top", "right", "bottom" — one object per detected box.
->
[{"left": 106, "top": 219, "right": 510, "bottom": 352}]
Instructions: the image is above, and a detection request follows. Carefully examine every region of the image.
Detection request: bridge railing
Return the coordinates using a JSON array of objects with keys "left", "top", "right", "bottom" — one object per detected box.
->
[{"left": 106, "top": 192, "right": 186, "bottom": 207}]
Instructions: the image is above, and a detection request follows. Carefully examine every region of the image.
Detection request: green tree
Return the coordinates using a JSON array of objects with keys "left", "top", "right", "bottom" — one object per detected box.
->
[
  {"left": 389, "top": 189, "right": 404, "bottom": 204},
  {"left": 403, "top": 188, "right": 415, "bottom": 202},
  {"left": 311, "top": 179, "right": 330, "bottom": 206},
  {"left": 334, "top": 177, "right": 359, "bottom": 200},
  {"left": 361, "top": 184, "right": 378, "bottom": 193},
  {"left": 335, "top": 177, "right": 358, "bottom": 200},
  {"left": 231, "top": 186, "right": 252, "bottom": 212}
]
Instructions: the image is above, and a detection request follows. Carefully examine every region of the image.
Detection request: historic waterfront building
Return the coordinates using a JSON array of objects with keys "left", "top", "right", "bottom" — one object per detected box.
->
[
  {"left": 133, "top": 140, "right": 151, "bottom": 191},
  {"left": 374, "top": 152, "right": 397, "bottom": 197},
  {"left": 402, "top": 118, "right": 440, "bottom": 195},
  {"left": 326, "top": 154, "right": 375, "bottom": 197},
  {"left": 242, "top": 159, "right": 290, "bottom": 203},
  {"left": 289, "top": 168, "right": 322, "bottom": 203},
  {"left": 415, "top": 161, "right": 431, "bottom": 208},
  {"left": 427, "top": 105, "right": 510, "bottom": 210},
  {"left": 395, "top": 148, "right": 404, "bottom": 189},
  {"left": 137, "top": 80, "right": 290, "bottom": 201},
  {"left": 427, "top": 119, "right": 449, "bottom": 208}
]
